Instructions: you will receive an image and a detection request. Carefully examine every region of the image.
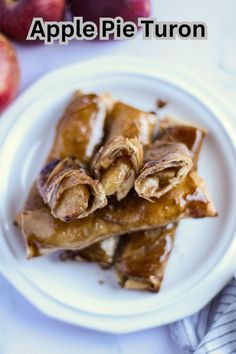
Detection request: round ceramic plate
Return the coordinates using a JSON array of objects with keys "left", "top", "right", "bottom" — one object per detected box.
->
[{"left": 0, "top": 57, "right": 236, "bottom": 333}]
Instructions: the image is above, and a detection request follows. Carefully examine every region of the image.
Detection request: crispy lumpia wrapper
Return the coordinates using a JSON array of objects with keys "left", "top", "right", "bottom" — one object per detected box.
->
[
  {"left": 49, "top": 91, "right": 114, "bottom": 165},
  {"left": 37, "top": 157, "right": 107, "bottom": 222},
  {"left": 61, "top": 237, "right": 119, "bottom": 269},
  {"left": 19, "top": 171, "right": 217, "bottom": 258},
  {"left": 106, "top": 102, "right": 157, "bottom": 144},
  {"left": 159, "top": 117, "right": 207, "bottom": 169},
  {"left": 115, "top": 223, "right": 177, "bottom": 292},
  {"left": 135, "top": 141, "right": 193, "bottom": 201}
]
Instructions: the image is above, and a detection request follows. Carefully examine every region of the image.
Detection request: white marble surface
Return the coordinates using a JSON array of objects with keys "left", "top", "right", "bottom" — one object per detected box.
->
[{"left": 1, "top": 0, "right": 235, "bottom": 353}]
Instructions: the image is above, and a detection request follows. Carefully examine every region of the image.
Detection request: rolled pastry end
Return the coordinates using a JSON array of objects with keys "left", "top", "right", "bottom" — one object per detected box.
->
[
  {"left": 37, "top": 157, "right": 107, "bottom": 222},
  {"left": 135, "top": 141, "right": 193, "bottom": 201},
  {"left": 93, "top": 136, "right": 144, "bottom": 200}
]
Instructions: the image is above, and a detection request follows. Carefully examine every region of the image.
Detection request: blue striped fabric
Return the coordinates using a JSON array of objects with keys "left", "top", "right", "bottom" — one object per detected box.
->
[{"left": 170, "top": 279, "right": 236, "bottom": 354}]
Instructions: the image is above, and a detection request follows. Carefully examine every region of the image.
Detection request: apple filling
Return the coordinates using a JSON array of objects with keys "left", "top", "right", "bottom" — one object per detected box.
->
[
  {"left": 56, "top": 184, "right": 90, "bottom": 222},
  {"left": 101, "top": 157, "right": 135, "bottom": 200},
  {"left": 137, "top": 167, "right": 179, "bottom": 199}
]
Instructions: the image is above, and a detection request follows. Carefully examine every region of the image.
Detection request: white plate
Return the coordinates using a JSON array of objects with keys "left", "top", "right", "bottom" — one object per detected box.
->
[{"left": 0, "top": 57, "right": 236, "bottom": 332}]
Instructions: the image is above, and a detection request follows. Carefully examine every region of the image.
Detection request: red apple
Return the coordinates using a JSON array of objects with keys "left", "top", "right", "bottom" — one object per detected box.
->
[
  {"left": 0, "top": 34, "right": 20, "bottom": 114},
  {"left": 71, "top": 0, "right": 151, "bottom": 27},
  {"left": 0, "top": 0, "right": 66, "bottom": 42}
]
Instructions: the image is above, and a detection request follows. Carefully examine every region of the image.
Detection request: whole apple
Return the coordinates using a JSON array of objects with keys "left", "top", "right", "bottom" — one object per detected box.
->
[
  {"left": 71, "top": 0, "right": 151, "bottom": 27},
  {"left": 0, "top": 0, "right": 66, "bottom": 42},
  {"left": 0, "top": 34, "right": 20, "bottom": 114}
]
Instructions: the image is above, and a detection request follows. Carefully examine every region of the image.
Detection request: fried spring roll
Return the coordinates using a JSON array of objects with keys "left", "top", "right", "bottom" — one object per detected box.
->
[
  {"left": 37, "top": 157, "right": 107, "bottom": 222},
  {"left": 93, "top": 102, "right": 157, "bottom": 200},
  {"left": 115, "top": 223, "right": 177, "bottom": 292},
  {"left": 37, "top": 92, "right": 113, "bottom": 220},
  {"left": 49, "top": 91, "right": 114, "bottom": 164},
  {"left": 19, "top": 170, "right": 217, "bottom": 258},
  {"left": 135, "top": 141, "right": 193, "bottom": 201}
]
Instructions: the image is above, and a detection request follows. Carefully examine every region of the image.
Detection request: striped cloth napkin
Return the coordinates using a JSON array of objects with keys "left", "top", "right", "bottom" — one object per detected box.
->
[{"left": 170, "top": 278, "right": 236, "bottom": 354}]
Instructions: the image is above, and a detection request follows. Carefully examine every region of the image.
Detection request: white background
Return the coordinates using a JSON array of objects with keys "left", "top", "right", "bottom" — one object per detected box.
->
[{"left": 1, "top": 0, "right": 236, "bottom": 353}]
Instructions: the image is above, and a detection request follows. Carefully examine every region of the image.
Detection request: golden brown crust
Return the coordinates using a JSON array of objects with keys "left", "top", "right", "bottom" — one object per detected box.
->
[
  {"left": 19, "top": 171, "right": 217, "bottom": 258},
  {"left": 49, "top": 91, "right": 114, "bottom": 165},
  {"left": 135, "top": 141, "right": 193, "bottom": 201},
  {"left": 106, "top": 102, "right": 157, "bottom": 144},
  {"left": 115, "top": 224, "right": 177, "bottom": 292}
]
